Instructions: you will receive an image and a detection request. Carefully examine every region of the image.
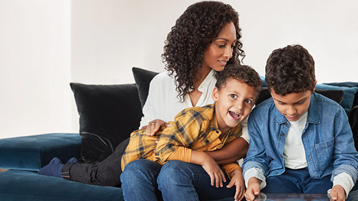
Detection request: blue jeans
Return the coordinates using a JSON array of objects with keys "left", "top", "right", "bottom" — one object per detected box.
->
[
  {"left": 157, "top": 160, "right": 236, "bottom": 201},
  {"left": 348, "top": 182, "right": 358, "bottom": 201},
  {"left": 262, "top": 167, "right": 332, "bottom": 194},
  {"left": 120, "top": 159, "right": 163, "bottom": 201}
]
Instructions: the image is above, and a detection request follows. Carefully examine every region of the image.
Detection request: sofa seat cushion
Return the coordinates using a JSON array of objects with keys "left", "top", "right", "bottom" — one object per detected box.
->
[
  {"left": 0, "top": 170, "right": 123, "bottom": 201},
  {"left": 0, "top": 133, "right": 81, "bottom": 171}
]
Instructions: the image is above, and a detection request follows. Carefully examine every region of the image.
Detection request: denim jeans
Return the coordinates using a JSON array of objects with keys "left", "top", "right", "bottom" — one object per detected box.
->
[
  {"left": 120, "top": 159, "right": 163, "bottom": 201},
  {"left": 158, "top": 160, "right": 236, "bottom": 201},
  {"left": 348, "top": 182, "right": 358, "bottom": 201},
  {"left": 261, "top": 167, "right": 332, "bottom": 194}
]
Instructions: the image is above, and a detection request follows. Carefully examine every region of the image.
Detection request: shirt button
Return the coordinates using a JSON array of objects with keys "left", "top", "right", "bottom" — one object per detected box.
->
[
  {"left": 280, "top": 155, "right": 283, "bottom": 158},
  {"left": 275, "top": 172, "right": 278, "bottom": 174},
  {"left": 281, "top": 133, "right": 285, "bottom": 136}
]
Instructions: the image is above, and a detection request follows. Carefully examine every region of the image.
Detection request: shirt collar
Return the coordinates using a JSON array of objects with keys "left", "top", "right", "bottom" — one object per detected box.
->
[{"left": 198, "top": 69, "right": 216, "bottom": 93}]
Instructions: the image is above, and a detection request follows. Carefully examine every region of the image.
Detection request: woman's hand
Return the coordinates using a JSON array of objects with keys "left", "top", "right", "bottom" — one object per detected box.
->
[
  {"left": 142, "top": 119, "right": 170, "bottom": 136},
  {"left": 227, "top": 169, "right": 245, "bottom": 201}
]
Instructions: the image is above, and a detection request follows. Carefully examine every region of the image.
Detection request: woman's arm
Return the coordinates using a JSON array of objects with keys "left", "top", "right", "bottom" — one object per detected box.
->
[{"left": 206, "top": 137, "right": 249, "bottom": 164}]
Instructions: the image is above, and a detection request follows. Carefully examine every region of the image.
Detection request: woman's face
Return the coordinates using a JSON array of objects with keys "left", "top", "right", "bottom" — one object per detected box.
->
[{"left": 202, "top": 22, "right": 237, "bottom": 73}]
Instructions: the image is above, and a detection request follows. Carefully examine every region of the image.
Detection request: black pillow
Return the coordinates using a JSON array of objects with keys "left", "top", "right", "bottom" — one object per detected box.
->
[
  {"left": 256, "top": 88, "right": 344, "bottom": 106},
  {"left": 70, "top": 83, "right": 143, "bottom": 163},
  {"left": 132, "top": 67, "right": 159, "bottom": 107}
]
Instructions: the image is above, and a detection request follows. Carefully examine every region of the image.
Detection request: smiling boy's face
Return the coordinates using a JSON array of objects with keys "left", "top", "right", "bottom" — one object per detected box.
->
[{"left": 212, "top": 77, "right": 258, "bottom": 134}]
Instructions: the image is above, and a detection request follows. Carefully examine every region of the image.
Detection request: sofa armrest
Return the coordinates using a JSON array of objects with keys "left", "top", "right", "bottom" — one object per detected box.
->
[
  {"left": 0, "top": 133, "right": 81, "bottom": 171},
  {"left": 349, "top": 105, "right": 358, "bottom": 151}
]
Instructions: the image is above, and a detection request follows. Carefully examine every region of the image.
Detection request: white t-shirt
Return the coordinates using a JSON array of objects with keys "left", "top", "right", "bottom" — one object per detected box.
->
[
  {"left": 284, "top": 111, "right": 308, "bottom": 169},
  {"left": 140, "top": 69, "right": 249, "bottom": 142}
]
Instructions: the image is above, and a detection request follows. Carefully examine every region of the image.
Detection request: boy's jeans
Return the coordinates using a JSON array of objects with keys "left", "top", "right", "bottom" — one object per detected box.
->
[
  {"left": 262, "top": 167, "right": 332, "bottom": 194},
  {"left": 120, "top": 159, "right": 236, "bottom": 201},
  {"left": 158, "top": 160, "right": 236, "bottom": 201},
  {"left": 120, "top": 159, "right": 163, "bottom": 201}
]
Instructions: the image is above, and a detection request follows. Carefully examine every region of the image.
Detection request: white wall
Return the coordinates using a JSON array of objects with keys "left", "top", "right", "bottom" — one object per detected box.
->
[
  {"left": 1, "top": 0, "right": 357, "bottom": 138},
  {"left": 0, "top": 0, "right": 71, "bottom": 139},
  {"left": 71, "top": 0, "right": 358, "bottom": 84}
]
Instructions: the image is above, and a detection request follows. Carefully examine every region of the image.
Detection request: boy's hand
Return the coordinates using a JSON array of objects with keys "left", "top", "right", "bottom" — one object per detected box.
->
[
  {"left": 329, "top": 185, "right": 346, "bottom": 201},
  {"left": 202, "top": 155, "right": 226, "bottom": 188},
  {"left": 245, "top": 177, "right": 261, "bottom": 201},
  {"left": 191, "top": 151, "right": 226, "bottom": 188},
  {"left": 226, "top": 169, "right": 245, "bottom": 201},
  {"left": 143, "top": 119, "right": 170, "bottom": 136}
]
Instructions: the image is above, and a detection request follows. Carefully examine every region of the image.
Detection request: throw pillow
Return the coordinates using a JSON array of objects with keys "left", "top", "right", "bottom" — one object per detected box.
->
[
  {"left": 70, "top": 83, "right": 143, "bottom": 163},
  {"left": 323, "top": 82, "right": 358, "bottom": 110},
  {"left": 316, "top": 83, "right": 358, "bottom": 113},
  {"left": 132, "top": 67, "right": 159, "bottom": 107}
]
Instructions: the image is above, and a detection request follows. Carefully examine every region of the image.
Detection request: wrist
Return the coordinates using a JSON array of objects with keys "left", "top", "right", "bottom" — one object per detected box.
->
[
  {"left": 191, "top": 150, "right": 211, "bottom": 165},
  {"left": 230, "top": 169, "right": 242, "bottom": 177}
]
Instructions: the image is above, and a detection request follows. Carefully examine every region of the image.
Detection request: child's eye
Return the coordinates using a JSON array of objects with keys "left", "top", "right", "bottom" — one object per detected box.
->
[
  {"left": 245, "top": 99, "right": 253, "bottom": 104},
  {"left": 231, "top": 94, "right": 237, "bottom": 98},
  {"left": 295, "top": 101, "right": 305, "bottom": 105}
]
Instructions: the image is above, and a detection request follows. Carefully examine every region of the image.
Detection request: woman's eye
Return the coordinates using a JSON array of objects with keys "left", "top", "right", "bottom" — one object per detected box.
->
[
  {"left": 217, "top": 43, "right": 226, "bottom": 48},
  {"left": 231, "top": 94, "right": 237, "bottom": 98}
]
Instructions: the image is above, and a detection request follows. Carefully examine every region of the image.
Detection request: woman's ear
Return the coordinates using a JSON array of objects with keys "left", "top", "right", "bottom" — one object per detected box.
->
[{"left": 212, "top": 87, "right": 219, "bottom": 101}]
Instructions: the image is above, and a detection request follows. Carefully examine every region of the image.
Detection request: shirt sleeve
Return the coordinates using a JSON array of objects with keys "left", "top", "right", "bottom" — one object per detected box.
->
[
  {"left": 221, "top": 163, "right": 242, "bottom": 179},
  {"left": 139, "top": 75, "right": 160, "bottom": 128},
  {"left": 333, "top": 172, "right": 355, "bottom": 198},
  {"left": 244, "top": 167, "right": 266, "bottom": 189},
  {"left": 166, "top": 146, "right": 192, "bottom": 163}
]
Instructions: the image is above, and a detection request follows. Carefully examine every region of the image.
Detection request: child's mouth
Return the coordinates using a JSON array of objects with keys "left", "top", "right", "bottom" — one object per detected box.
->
[{"left": 229, "top": 111, "right": 241, "bottom": 120}]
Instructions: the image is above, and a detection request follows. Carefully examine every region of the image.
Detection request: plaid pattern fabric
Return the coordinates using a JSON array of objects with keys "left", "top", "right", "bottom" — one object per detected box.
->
[{"left": 121, "top": 104, "right": 242, "bottom": 175}]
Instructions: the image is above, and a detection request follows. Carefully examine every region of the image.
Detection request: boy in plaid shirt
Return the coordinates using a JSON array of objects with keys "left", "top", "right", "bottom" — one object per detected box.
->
[{"left": 121, "top": 64, "right": 262, "bottom": 201}]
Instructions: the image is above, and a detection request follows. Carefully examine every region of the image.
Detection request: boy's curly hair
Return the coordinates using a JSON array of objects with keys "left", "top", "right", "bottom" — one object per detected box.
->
[
  {"left": 265, "top": 44, "right": 315, "bottom": 96},
  {"left": 215, "top": 64, "right": 262, "bottom": 98},
  {"left": 162, "top": 1, "right": 245, "bottom": 101}
]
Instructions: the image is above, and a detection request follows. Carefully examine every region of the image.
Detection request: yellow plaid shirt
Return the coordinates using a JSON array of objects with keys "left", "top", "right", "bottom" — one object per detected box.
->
[{"left": 121, "top": 104, "right": 243, "bottom": 176}]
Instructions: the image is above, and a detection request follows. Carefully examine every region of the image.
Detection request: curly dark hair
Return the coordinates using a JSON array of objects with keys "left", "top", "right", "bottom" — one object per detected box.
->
[
  {"left": 215, "top": 64, "right": 262, "bottom": 99},
  {"left": 265, "top": 44, "right": 315, "bottom": 96},
  {"left": 162, "top": 1, "right": 245, "bottom": 101}
]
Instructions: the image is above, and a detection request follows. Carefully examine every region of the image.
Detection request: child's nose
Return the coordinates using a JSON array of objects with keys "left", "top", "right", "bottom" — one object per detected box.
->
[
  {"left": 287, "top": 105, "right": 297, "bottom": 115},
  {"left": 235, "top": 101, "right": 244, "bottom": 110}
]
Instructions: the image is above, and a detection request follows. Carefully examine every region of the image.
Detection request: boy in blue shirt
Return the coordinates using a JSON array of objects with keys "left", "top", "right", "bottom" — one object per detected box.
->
[{"left": 243, "top": 44, "right": 358, "bottom": 201}]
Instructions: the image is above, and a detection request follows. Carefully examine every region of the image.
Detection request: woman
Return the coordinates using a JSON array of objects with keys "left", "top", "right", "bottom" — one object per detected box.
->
[
  {"left": 39, "top": 2, "right": 249, "bottom": 199},
  {"left": 121, "top": 2, "right": 249, "bottom": 201}
]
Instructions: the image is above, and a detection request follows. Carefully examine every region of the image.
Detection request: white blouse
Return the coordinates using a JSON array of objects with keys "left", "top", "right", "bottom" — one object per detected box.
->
[{"left": 140, "top": 69, "right": 249, "bottom": 142}]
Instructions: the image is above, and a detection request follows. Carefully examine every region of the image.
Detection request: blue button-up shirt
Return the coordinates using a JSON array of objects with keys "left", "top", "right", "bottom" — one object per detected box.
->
[{"left": 243, "top": 92, "right": 358, "bottom": 184}]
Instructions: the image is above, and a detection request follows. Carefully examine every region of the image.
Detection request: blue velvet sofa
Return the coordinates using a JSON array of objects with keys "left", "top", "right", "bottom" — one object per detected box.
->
[{"left": 0, "top": 67, "right": 357, "bottom": 201}]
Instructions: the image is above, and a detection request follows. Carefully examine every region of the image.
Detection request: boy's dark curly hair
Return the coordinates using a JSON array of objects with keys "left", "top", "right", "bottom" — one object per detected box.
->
[
  {"left": 162, "top": 1, "right": 245, "bottom": 101},
  {"left": 215, "top": 64, "right": 262, "bottom": 98},
  {"left": 265, "top": 44, "right": 315, "bottom": 96}
]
